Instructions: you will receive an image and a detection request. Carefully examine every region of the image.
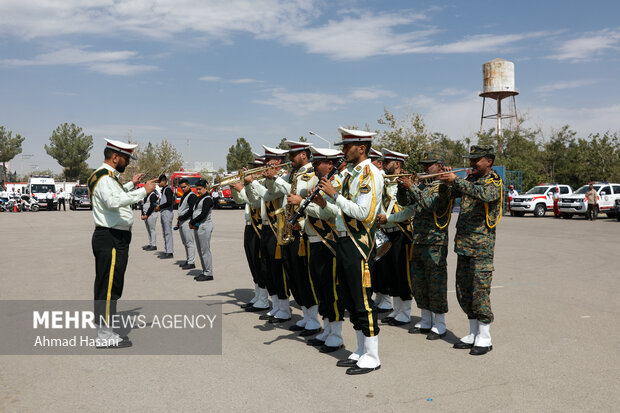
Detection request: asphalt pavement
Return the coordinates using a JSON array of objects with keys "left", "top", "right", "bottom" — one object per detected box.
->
[{"left": 1, "top": 208, "right": 618, "bottom": 412}]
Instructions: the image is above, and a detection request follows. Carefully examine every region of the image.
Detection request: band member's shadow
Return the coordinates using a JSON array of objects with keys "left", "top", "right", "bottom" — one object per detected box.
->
[
  {"left": 173, "top": 260, "right": 186, "bottom": 266},
  {"left": 392, "top": 315, "right": 460, "bottom": 345},
  {"left": 186, "top": 269, "right": 202, "bottom": 277},
  {"left": 199, "top": 288, "right": 260, "bottom": 316}
]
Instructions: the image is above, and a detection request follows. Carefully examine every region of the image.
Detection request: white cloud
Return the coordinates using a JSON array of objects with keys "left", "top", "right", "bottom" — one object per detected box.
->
[
  {"left": 0, "top": 2, "right": 554, "bottom": 62},
  {"left": 229, "top": 78, "right": 262, "bottom": 84},
  {"left": 548, "top": 29, "right": 620, "bottom": 62},
  {"left": 254, "top": 85, "right": 396, "bottom": 115},
  {"left": 1, "top": 47, "right": 156, "bottom": 75},
  {"left": 534, "top": 79, "right": 598, "bottom": 94},
  {"left": 199, "top": 75, "right": 223, "bottom": 82}
]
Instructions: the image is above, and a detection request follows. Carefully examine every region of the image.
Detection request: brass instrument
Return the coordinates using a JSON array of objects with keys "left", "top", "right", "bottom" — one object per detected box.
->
[
  {"left": 384, "top": 168, "right": 469, "bottom": 182},
  {"left": 274, "top": 170, "right": 301, "bottom": 245},
  {"left": 214, "top": 162, "right": 292, "bottom": 187}
]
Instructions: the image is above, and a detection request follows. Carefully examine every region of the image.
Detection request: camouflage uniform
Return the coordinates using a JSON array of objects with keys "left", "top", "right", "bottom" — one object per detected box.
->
[
  {"left": 451, "top": 153, "right": 502, "bottom": 325},
  {"left": 397, "top": 180, "right": 451, "bottom": 315}
]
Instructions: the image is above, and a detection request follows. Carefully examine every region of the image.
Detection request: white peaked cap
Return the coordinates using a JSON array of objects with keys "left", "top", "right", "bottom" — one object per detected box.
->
[
  {"left": 369, "top": 148, "right": 383, "bottom": 159},
  {"left": 283, "top": 140, "right": 312, "bottom": 152},
  {"left": 334, "top": 126, "right": 376, "bottom": 145},
  {"left": 310, "top": 147, "right": 344, "bottom": 160},
  {"left": 381, "top": 148, "right": 409, "bottom": 162},
  {"left": 105, "top": 138, "right": 138, "bottom": 159},
  {"left": 262, "top": 145, "right": 289, "bottom": 157}
]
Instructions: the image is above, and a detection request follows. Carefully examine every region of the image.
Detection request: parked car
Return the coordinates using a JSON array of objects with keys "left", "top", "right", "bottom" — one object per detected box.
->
[
  {"left": 70, "top": 185, "right": 91, "bottom": 210},
  {"left": 615, "top": 199, "right": 620, "bottom": 221},
  {"left": 559, "top": 182, "right": 620, "bottom": 219},
  {"left": 510, "top": 184, "right": 573, "bottom": 217}
]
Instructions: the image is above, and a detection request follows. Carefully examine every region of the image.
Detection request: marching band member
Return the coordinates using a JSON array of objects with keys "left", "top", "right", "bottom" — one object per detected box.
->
[
  {"left": 290, "top": 147, "right": 345, "bottom": 352},
  {"left": 231, "top": 154, "right": 269, "bottom": 310},
  {"left": 141, "top": 189, "right": 159, "bottom": 251},
  {"left": 318, "top": 126, "right": 383, "bottom": 375},
  {"left": 376, "top": 149, "right": 415, "bottom": 326},
  {"left": 396, "top": 150, "right": 452, "bottom": 340},
  {"left": 277, "top": 140, "right": 321, "bottom": 335},
  {"left": 440, "top": 145, "right": 502, "bottom": 356},
  {"left": 245, "top": 146, "right": 290, "bottom": 322},
  {"left": 176, "top": 178, "right": 198, "bottom": 270},
  {"left": 189, "top": 179, "right": 214, "bottom": 281},
  {"left": 156, "top": 174, "right": 175, "bottom": 259},
  {"left": 369, "top": 148, "right": 384, "bottom": 171}
]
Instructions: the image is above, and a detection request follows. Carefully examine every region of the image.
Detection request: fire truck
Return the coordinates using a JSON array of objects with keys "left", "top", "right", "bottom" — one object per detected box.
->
[{"left": 170, "top": 170, "right": 202, "bottom": 207}]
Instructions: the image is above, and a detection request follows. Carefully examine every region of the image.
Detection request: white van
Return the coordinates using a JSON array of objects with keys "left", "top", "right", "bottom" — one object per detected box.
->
[
  {"left": 26, "top": 176, "right": 57, "bottom": 209},
  {"left": 559, "top": 182, "right": 620, "bottom": 219}
]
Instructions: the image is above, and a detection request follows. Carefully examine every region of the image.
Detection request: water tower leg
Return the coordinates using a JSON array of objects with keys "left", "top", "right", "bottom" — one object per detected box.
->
[
  {"left": 512, "top": 95, "right": 519, "bottom": 133},
  {"left": 497, "top": 98, "right": 502, "bottom": 139},
  {"left": 480, "top": 97, "right": 486, "bottom": 133}
]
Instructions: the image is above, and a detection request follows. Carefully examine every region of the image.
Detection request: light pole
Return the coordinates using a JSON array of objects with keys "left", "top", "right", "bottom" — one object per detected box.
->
[{"left": 308, "top": 131, "right": 331, "bottom": 148}]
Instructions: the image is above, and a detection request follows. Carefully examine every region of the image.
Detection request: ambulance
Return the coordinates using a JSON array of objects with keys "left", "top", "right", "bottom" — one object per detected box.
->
[{"left": 25, "top": 176, "right": 57, "bottom": 209}]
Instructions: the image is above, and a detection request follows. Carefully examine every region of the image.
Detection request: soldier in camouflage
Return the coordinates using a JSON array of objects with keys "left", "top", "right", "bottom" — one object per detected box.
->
[
  {"left": 396, "top": 149, "right": 452, "bottom": 341},
  {"left": 440, "top": 145, "right": 502, "bottom": 356}
]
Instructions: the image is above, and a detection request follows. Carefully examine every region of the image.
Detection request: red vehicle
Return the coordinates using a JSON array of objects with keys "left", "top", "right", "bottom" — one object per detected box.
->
[{"left": 170, "top": 170, "right": 202, "bottom": 206}]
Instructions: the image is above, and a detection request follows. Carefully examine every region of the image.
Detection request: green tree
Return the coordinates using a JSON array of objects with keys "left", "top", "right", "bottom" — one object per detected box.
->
[
  {"left": 431, "top": 132, "right": 469, "bottom": 168},
  {"left": 376, "top": 109, "right": 430, "bottom": 172},
  {"left": 123, "top": 139, "right": 184, "bottom": 181},
  {"left": 45, "top": 123, "right": 93, "bottom": 181},
  {"left": 226, "top": 138, "right": 253, "bottom": 171},
  {"left": 0, "top": 126, "right": 25, "bottom": 185},
  {"left": 541, "top": 125, "right": 576, "bottom": 183}
]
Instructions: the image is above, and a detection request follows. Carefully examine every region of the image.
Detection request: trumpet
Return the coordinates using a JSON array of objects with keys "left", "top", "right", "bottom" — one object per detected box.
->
[
  {"left": 384, "top": 168, "right": 469, "bottom": 182},
  {"left": 214, "top": 162, "right": 292, "bottom": 187}
]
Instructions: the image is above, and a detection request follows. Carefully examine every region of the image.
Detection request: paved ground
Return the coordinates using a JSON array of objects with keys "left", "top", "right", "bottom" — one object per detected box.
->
[{"left": 1, "top": 208, "right": 619, "bottom": 412}]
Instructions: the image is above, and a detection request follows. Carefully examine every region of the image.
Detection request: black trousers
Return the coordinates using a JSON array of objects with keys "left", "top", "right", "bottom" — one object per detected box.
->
[
  {"left": 47, "top": 200, "right": 54, "bottom": 211},
  {"left": 282, "top": 233, "right": 317, "bottom": 308},
  {"left": 92, "top": 227, "right": 131, "bottom": 326},
  {"left": 309, "top": 241, "right": 343, "bottom": 322},
  {"left": 587, "top": 204, "right": 597, "bottom": 220},
  {"left": 336, "top": 237, "right": 379, "bottom": 337},
  {"left": 243, "top": 225, "right": 263, "bottom": 288},
  {"left": 384, "top": 230, "right": 413, "bottom": 301},
  {"left": 371, "top": 239, "right": 391, "bottom": 296},
  {"left": 260, "top": 226, "right": 288, "bottom": 299},
  {"left": 58, "top": 199, "right": 66, "bottom": 211}
]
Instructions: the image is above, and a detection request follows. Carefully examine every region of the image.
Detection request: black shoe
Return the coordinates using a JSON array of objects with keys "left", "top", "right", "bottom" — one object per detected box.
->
[
  {"left": 299, "top": 328, "right": 321, "bottom": 337},
  {"left": 346, "top": 365, "right": 381, "bottom": 375},
  {"left": 336, "top": 358, "right": 358, "bottom": 368},
  {"left": 288, "top": 324, "right": 305, "bottom": 332},
  {"left": 246, "top": 306, "right": 270, "bottom": 313},
  {"left": 426, "top": 331, "right": 447, "bottom": 340},
  {"left": 178, "top": 261, "right": 188, "bottom": 267},
  {"left": 258, "top": 313, "right": 275, "bottom": 320},
  {"left": 453, "top": 340, "right": 474, "bottom": 349},
  {"left": 408, "top": 327, "right": 431, "bottom": 334},
  {"left": 160, "top": 253, "right": 174, "bottom": 259},
  {"left": 319, "top": 344, "right": 343, "bottom": 353},
  {"left": 375, "top": 307, "right": 393, "bottom": 314},
  {"left": 96, "top": 337, "right": 132, "bottom": 349},
  {"left": 146, "top": 246, "right": 157, "bottom": 251},
  {"left": 142, "top": 245, "right": 150, "bottom": 250},
  {"left": 268, "top": 317, "right": 291, "bottom": 324},
  {"left": 307, "top": 338, "right": 326, "bottom": 347},
  {"left": 181, "top": 264, "right": 196, "bottom": 270},
  {"left": 469, "top": 345, "right": 492, "bottom": 355},
  {"left": 241, "top": 302, "right": 256, "bottom": 309},
  {"left": 381, "top": 316, "right": 394, "bottom": 324},
  {"left": 388, "top": 319, "right": 409, "bottom": 326},
  {"left": 194, "top": 274, "right": 213, "bottom": 281}
]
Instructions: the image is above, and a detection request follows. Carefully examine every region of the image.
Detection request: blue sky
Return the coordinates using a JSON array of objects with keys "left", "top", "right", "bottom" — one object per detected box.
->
[{"left": 1, "top": 0, "right": 619, "bottom": 174}]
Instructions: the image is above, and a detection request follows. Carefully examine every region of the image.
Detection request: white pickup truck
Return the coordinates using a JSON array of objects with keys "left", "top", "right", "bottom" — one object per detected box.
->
[
  {"left": 559, "top": 182, "right": 620, "bottom": 219},
  {"left": 510, "top": 184, "right": 573, "bottom": 217}
]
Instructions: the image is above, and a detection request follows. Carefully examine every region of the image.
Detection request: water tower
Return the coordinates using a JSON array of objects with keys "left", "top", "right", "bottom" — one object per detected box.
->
[{"left": 479, "top": 58, "right": 519, "bottom": 147}]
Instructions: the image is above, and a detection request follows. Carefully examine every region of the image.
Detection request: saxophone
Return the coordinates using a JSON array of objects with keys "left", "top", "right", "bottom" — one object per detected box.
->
[{"left": 275, "top": 170, "right": 299, "bottom": 245}]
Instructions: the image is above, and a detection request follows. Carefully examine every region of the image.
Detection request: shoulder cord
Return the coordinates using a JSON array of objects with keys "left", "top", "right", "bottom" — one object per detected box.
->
[
  {"left": 484, "top": 177, "right": 503, "bottom": 228},
  {"left": 431, "top": 183, "right": 452, "bottom": 229}
]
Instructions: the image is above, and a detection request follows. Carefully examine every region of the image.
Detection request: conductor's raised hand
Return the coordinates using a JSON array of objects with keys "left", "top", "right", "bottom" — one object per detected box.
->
[
  {"left": 318, "top": 177, "right": 336, "bottom": 198},
  {"left": 144, "top": 178, "right": 158, "bottom": 194},
  {"left": 131, "top": 173, "right": 145, "bottom": 186}
]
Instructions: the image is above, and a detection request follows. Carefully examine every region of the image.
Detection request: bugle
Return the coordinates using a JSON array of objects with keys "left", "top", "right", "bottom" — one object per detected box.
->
[
  {"left": 214, "top": 162, "right": 292, "bottom": 187},
  {"left": 384, "top": 168, "right": 469, "bottom": 181}
]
